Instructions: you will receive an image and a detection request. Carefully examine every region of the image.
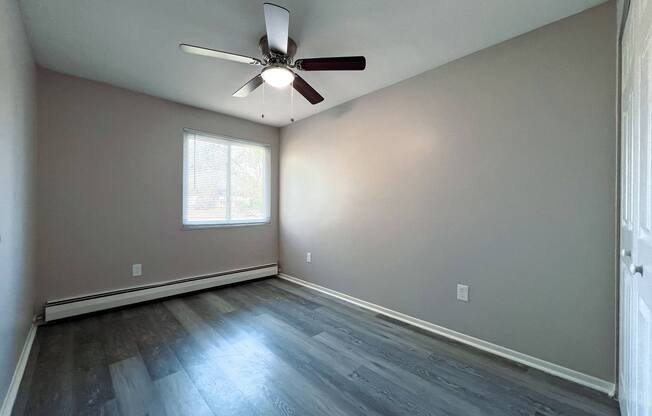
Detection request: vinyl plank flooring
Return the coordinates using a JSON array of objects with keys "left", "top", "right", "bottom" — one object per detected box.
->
[
  {"left": 312, "top": 308, "right": 529, "bottom": 410},
  {"left": 70, "top": 322, "right": 115, "bottom": 415},
  {"left": 316, "top": 304, "right": 601, "bottom": 416},
  {"left": 154, "top": 370, "right": 213, "bottom": 416},
  {"left": 313, "top": 331, "right": 494, "bottom": 416},
  {"left": 204, "top": 291, "right": 236, "bottom": 313},
  {"left": 265, "top": 278, "right": 377, "bottom": 316},
  {"left": 255, "top": 282, "right": 322, "bottom": 310},
  {"left": 350, "top": 364, "right": 447, "bottom": 416},
  {"left": 99, "top": 310, "right": 140, "bottom": 364},
  {"left": 371, "top": 314, "right": 614, "bottom": 415},
  {"left": 267, "top": 283, "right": 613, "bottom": 416},
  {"left": 195, "top": 340, "right": 309, "bottom": 416},
  {"left": 187, "top": 291, "right": 378, "bottom": 416},
  {"left": 18, "top": 322, "right": 76, "bottom": 415},
  {"left": 184, "top": 359, "right": 262, "bottom": 416},
  {"left": 256, "top": 308, "right": 490, "bottom": 415},
  {"left": 121, "top": 306, "right": 184, "bottom": 380},
  {"left": 13, "top": 277, "right": 620, "bottom": 416},
  {"left": 99, "top": 399, "right": 122, "bottom": 416},
  {"left": 232, "top": 312, "right": 387, "bottom": 416},
  {"left": 109, "top": 356, "right": 167, "bottom": 416},
  {"left": 162, "top": 298, "right": 238, "bottom": 357},
  {"left": 171, "top": 295, "right": 315, "bottom": 415},
  {"left": 212, "top": 286, "right": 260, "bottom": 313},
  {"left": 140, "top": 302, "right": 210, "bottom": 369},
  {"left": 182, "top": 293, "right": 252, "bottom": 343}
]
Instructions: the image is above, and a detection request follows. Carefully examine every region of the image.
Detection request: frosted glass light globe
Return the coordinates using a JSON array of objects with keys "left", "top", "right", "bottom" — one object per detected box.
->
[{"left": 261, "top": 66, "right": 294, "bottom": 88}]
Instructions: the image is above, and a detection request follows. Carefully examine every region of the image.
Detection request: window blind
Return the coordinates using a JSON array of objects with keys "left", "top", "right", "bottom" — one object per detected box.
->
[{"left": 183, "top": 130, "right": 271, "bottom": 226}]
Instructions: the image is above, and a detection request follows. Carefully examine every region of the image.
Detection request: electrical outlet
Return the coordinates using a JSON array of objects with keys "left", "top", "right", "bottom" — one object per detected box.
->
[
  {"left": 132, "top": 264, "right": 142, "bottom": 277},
  {"left": 306, "top": 252, "right": 312, "bottom": 263},
  {"left": 457, "top": 284, "right": 469, "bottom": 302}
]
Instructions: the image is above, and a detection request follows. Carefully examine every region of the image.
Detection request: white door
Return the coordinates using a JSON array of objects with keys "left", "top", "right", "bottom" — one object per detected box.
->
[
  {"left": 620, "top": 1, "right": 652, "bottom": 415},
  {"left": 620, "top": 6, "right": 635, "bottom": 412}
]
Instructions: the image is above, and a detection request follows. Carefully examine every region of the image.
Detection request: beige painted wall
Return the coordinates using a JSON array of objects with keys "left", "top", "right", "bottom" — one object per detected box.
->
[
  {"left": 36, "top": 70, "right": 279, "bottom": 307},
  {"left": 280, "top": 2, "right": 617, "bottom": 381},
  {"left": 0, "top": 0, "right": 36, "bottom": 404}
]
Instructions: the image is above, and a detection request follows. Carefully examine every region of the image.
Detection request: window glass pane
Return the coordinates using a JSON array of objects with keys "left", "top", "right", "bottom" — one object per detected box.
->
[
  {"left": 230, "top": 142, "right": 266, "bottom": 220},
  {"left": 184, "top": 136, "right": 228, "bottom": 223}
]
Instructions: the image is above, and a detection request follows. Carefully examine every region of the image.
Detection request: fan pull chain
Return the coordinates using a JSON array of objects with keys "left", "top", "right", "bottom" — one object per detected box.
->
[
  {"left": 290, "top": 81, "right": 295, "bottom": 123},
  {"left": 261, "top": 83, "right": 266, "bottom": 119}
]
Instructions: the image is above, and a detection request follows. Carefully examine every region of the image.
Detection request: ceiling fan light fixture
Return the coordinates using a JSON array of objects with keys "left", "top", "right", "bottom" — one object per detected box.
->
[
  {"left": 261, "top": 66, "right": 294, "bottom": 88},
  {"left": 180, "top": 3, "right": 364, "bottom": 105}
]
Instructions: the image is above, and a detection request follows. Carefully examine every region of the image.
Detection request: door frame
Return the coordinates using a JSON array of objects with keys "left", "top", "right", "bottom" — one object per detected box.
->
[{"left": 617, "top": 0, "right": 631, "bottom": 401}]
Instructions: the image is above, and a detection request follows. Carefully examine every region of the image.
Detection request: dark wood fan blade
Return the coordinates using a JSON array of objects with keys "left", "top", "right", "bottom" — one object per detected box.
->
[
  {"left": 180, "top": 44, "right": 261, "bottom": 65},
  {"left": 295, "top": 56, "right": 366, "bottom": 71},
  {"left": 263, "top": 3, "right": 289, "bottom": 55},
  {"left": 293, "top": 74, "right": 324, "bottom": 105},
  {"left": 233, "top": 75, "right": 264, "bottom": 97}
]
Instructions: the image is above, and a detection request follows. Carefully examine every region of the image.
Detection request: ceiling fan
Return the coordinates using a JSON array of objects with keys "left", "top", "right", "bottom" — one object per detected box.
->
[{"left": 179, "top": 3, "right": 366, "bottom": 105}]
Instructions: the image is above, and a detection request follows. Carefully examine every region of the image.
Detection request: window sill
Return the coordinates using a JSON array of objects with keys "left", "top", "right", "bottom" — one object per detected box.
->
[{"left": 181, "top": 221, "right": 271, "bottom": 230}]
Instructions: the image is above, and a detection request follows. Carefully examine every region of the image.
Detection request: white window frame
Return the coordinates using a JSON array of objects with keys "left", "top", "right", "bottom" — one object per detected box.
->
[{"left": 182, "top": 128, "right": 271, "bottom": 228}]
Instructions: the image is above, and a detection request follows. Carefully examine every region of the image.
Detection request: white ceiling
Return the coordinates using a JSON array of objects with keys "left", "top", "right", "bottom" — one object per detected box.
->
[{"left": 20, "top": 0, "right": 607, "bottom": 127}]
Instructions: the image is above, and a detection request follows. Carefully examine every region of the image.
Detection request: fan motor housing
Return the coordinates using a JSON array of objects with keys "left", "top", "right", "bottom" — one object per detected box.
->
[{"left": 259, "top": 36, "right": 297, "bottom": 62}]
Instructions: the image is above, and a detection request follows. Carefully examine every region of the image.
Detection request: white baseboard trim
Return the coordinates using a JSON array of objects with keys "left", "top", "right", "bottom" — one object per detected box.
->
[
  {"left": 45, "top": 265, "right": 278, "bottom": 321},
  {"left": 0, "top": 323, "right": 38, "bottom": 416},
  {"left": 278, "top": 273, "right": 616, "bottom": 396}
]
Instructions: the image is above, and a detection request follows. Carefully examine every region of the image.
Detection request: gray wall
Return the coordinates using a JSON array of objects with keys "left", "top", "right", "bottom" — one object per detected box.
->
[
  {"left": 36, "top": 70, "right": 279, "bottom": 307},
  {"left": 280, "top": 2, "right": 616, "bottom": 381},
  {"left": 0, "top": 0, "right": 36, "bottom": 404}
]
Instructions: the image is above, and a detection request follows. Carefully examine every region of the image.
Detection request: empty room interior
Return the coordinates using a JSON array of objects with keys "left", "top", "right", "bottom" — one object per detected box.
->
[{"left": 1, "top": 0, "right": 651, "bottom": 415}]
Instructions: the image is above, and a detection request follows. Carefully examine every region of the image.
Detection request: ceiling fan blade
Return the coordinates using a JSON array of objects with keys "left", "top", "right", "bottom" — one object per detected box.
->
[
  {"left": 180, "top": 44, "right": 261, "bottom": 65},
  {"left": 233, "top": 75, "right": 264, "bottom": 97},
  {"left": 293, "top": 74, "right": 324, "bottom": 105},
  {"left": 263, "top": 3, "right": 289, "bottom": 55},
  {"left": 295, "top": 56, "right": 366, "bottom": 71}
]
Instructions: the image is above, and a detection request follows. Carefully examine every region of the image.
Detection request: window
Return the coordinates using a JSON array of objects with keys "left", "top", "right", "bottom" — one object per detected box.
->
[{"left": 183, "top": 129, "right": 271, "bottom": 227}]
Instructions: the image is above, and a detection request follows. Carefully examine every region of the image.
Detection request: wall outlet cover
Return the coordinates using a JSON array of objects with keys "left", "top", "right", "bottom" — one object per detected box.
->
[
  {"left": 132, "top": 263, "right": 142, "bottom": 277},
  {"left": 457, "top": 284, "right": 469, "bottom": 302},
  {"left": 306, "top": 252, "right": 312, "bottom": 263}
]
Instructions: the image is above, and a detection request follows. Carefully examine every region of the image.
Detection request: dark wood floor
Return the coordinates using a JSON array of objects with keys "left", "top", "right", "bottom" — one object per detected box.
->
[{"left": 13, "top": 277, "right": 619, "bottom": 416}]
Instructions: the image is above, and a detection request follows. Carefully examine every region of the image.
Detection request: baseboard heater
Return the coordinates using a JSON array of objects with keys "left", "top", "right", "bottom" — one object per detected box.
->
[{"left": 44, "top": 264, "right": 278, "bottom": 322}]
